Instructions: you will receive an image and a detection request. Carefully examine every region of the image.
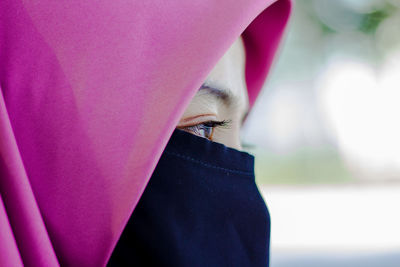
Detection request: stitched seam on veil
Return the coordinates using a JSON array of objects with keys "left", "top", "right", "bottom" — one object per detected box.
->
[{"left": 164, "top": 151, "right": 253, "bottom": 176}]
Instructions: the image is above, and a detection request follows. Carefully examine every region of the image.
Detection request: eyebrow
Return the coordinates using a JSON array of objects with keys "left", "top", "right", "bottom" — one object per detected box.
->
[
  {"left": 198, "top": 83, "right": 249, "bottom": 125},
  {"left": 198, "top": 83, "right": 237, "bottom": 107}
]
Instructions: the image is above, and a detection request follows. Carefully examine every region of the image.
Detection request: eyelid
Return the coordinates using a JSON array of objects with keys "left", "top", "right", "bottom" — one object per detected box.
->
[{"left": 177, "top": 114, "right": 218, "bottom": 128}]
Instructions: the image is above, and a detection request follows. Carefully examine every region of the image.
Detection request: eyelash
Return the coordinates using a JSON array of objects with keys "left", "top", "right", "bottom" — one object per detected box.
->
[{"left": 180, "top": 120, "right": 231, "bottom": 141}]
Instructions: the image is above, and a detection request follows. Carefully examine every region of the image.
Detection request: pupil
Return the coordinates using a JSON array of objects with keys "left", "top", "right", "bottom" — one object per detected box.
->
[{"left": 200, "top": 125, "right": 213, "bottom": 139}]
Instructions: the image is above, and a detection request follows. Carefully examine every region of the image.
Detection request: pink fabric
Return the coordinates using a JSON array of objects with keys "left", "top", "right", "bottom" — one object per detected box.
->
[{"left": 0, "top": 0, "right": 291, "bottom": 266}]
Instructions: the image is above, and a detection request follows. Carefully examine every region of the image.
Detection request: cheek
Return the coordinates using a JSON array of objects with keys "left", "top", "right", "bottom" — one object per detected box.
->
[{"left": 212, "top": 113, "right": 243, "bottom": 150}]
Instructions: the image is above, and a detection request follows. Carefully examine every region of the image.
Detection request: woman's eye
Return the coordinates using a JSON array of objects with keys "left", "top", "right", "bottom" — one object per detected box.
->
[
  {"left": 179, "top": 120, "right": 231, "bottom": 141},
  {"left": 182, "top": 123, "right": 215, "bottom": 140}
]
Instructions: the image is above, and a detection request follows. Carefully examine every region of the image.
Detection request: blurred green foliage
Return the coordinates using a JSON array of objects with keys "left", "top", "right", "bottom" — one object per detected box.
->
[
  {"left": 359, "top": 8, "right": 391, "bottom": 34},
  {"left": 245, "top": 0, "right": 400, "bottom": 185}
]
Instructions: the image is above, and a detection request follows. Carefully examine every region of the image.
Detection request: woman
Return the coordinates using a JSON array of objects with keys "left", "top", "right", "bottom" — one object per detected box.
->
[
  {"left": 108, "top": 37, "right": 268, "bottom": 266},
  {"left": 0, "top": 0, "right": 291, "bottom": 266}
]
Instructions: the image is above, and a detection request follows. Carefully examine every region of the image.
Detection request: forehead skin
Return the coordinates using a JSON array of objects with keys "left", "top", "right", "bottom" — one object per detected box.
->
[
  {"left": 178, "top": 37, "right": 248, "bottom": 149},
  {"left": 204, "top": 37, "right": 248, "bottom": 115}
]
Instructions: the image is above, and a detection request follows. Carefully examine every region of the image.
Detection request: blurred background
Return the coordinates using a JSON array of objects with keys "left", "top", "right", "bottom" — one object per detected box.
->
[{"left": 242, "top": 0, "right": 400, "bottom": 266}]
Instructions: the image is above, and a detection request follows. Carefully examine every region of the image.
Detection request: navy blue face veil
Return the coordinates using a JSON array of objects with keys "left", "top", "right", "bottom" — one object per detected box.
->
[{"left": 108, "top": 129, "right": 271, "bottom": 266}]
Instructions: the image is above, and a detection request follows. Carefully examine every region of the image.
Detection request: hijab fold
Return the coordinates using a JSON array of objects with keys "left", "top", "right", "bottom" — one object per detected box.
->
[{"left": 0, "top": 0, "right": 291, "bottom": 265}]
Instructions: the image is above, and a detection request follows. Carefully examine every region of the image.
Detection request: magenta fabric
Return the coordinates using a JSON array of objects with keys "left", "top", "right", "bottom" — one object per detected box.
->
[{"left": 0, "top": 0, "right": 291, "bottom": 266}]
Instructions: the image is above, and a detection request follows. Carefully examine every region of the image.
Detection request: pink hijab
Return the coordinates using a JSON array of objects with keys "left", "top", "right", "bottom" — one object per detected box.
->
[{"left": 0, "top": 0, "right": 291, "bottom": 265}]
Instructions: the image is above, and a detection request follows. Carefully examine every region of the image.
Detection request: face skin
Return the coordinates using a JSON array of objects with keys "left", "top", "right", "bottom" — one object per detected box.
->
[{"left": 177, "top": 37, "right": 248, "bottom": 150}]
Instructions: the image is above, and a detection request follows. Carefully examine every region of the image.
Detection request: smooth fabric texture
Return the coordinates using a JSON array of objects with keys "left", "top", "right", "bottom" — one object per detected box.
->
[
  {"left": 0, "top": 0, "right": 291, "bottom": 266},
  {"left": 108, "top": 129, "right": 270, "bottom": 267}
]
